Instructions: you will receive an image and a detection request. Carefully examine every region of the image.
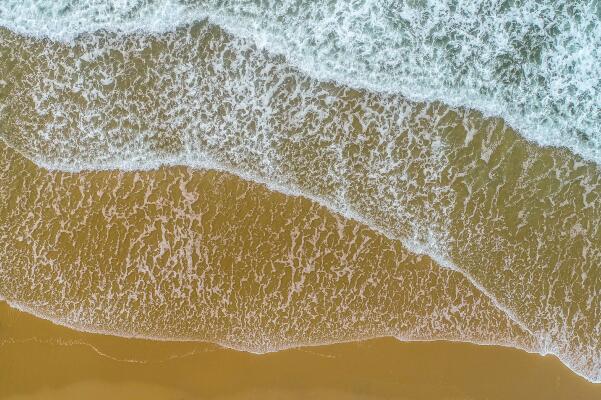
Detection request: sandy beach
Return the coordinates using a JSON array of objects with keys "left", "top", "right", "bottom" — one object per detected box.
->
[
  {"left": 1, "top": 2, "right": 600, "bottom": 398},
  {"left": 2, "top": 302, "right": 600, "bottom": 400}
]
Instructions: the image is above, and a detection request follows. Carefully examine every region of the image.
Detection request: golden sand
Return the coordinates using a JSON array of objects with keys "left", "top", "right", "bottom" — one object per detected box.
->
[{"left": 1, "top": 302, "right": 600, "bottom": 400}]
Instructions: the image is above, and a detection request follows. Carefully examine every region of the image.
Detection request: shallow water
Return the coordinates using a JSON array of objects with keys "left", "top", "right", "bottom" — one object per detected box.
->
[
  {"left": 0, "top": 141, "right": 534, "bottom": 351},
  {"left": 0, "top": 1, "right": 600, "bottom": 387},
  {"left": 1, "top": 302, "right": 600, "bottom": 400}
]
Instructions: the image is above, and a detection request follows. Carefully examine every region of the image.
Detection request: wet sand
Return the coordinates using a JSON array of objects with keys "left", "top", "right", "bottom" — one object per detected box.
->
[
  {"left": 1, "top": 302, "right": 600, "bottom": 400},
  {"left": 0, "top": 139, "right": 535, "bottom": 351}
]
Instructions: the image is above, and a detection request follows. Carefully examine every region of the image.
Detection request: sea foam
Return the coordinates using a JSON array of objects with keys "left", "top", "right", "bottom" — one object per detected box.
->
[{"left": 0, "top": 0, "right": 600, "bottom": 165}]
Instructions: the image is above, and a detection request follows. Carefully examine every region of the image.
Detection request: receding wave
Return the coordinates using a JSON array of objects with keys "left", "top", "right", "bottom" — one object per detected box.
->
[{"left": 0, "top": 2, "right": 600, "bottom": 385}]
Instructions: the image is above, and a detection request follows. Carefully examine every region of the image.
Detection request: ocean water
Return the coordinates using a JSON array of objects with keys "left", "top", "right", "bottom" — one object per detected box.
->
[
  {"left": 1, "top": 0, "right": 600, "bottom": 163},
  {"left": 0, "top": 0, "right": 600, "bottom": 385}
]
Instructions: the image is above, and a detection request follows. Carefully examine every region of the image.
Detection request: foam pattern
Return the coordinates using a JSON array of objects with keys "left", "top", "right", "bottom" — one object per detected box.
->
[{"left": 0, "top": 4, "right": 600, "bottom": 383}]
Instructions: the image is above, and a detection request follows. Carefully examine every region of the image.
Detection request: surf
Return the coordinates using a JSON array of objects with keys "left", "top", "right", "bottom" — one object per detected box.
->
[{"left": 0, "top": 0, "right": 600, "bottom": 165}]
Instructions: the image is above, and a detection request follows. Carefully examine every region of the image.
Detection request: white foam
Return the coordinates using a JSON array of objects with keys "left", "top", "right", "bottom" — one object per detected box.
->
[{"left": 1, "top": 0, "right": 600, "bottom": 165}]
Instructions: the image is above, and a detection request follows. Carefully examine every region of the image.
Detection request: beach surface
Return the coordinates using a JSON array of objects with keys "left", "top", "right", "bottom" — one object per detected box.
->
[{"left": 2, "top": 302, "right": 600, "bottom": 400}]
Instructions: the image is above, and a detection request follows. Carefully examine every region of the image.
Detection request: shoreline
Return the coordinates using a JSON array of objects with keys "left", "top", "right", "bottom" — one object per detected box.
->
[{"left": 1, "top": 301, "right": 600, "bottom": 400}]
